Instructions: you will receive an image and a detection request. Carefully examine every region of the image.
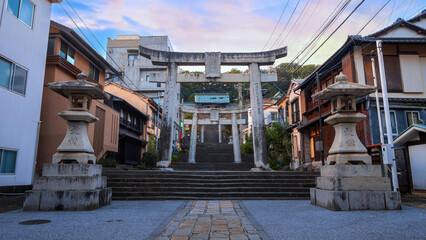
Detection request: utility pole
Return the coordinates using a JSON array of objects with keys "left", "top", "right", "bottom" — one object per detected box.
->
[
  {"left": 376, "top": 40, "right": 399, "bottom": 192},
  {"left": 316, "top": 72, "right": 324, "bottom": 165},
  {"left": 370, "top": 53, "right": 386, "bottom": 177}
]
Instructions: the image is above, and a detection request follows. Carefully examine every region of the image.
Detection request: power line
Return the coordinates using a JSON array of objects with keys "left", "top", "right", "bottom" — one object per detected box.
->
[
  {"left": 291, "top": 0, "right": 350, "bottom": 68},
  {"left": 279, "top": 0, "right": 349, "bottom": 75},
  {"left": 293, "top": 0, "right": 366, "bottom": 73},
  {"left": 285, "top": 0, "right": 322, "bottom": 49},
  {"left": 357, "top": 0, "right": 390, "bottom": 35},
  {"left": 271, "top": 1, "right": 423, "bottom": 96},
  {"left": 386, "top": 0, "right": 397, "bottom": 26},
  {"left": 266, "top": 0, "right": 350, "bottom": 94},
  {"left": 276, "top": 0, "right": 311, "bottom": 48},
  {"left": 269, "top": 0, "right": 301, "bottom": 50},
  {"left": 58, "top": 2, "right": 159, "bottom": 111},
  {"left": 64, "top": 0, "right": 129, "bottom": 84},
  {"left": 261, "top": 0, "right": 290, "bottom": 51}
]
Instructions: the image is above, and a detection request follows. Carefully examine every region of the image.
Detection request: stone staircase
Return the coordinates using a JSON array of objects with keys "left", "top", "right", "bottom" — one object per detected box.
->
[
  {"left": 103, "top": 170, "right": 319, "bottom": 200},
  {"left": 174, "top": 143, "right": 254, "bottom": 171}
]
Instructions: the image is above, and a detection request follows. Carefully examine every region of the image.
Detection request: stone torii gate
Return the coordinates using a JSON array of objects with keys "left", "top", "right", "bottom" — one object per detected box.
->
[
  {"left": 139, "top": 46, "right": 287, "bottom": 169},
  {"left": 181, "top": 105, "right": 248, "bottom": 164}
]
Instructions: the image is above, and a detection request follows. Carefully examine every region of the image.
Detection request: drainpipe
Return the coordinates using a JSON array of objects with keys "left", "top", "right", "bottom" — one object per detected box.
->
[
  {"left": 31, "top": 121, "right": 42, "bottom": 185},
  {"left": 0, "top": 0, "right": 5, "bottom": 28}
]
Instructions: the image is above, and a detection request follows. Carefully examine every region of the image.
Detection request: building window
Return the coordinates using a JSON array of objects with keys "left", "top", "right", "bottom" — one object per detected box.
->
[
  {"left": 89, "top": 63, "right": 100, "bottom": 82},
  {"left": 128, "top": 54, "right": 137, "bottom": 66},
  {"left": 381, "top": 110, "right": 397, "bottom": 136},
  {"left": 291, "top": 99, "right": 300, "bottom": 123},
  {"left": 0, "top": 56, "right": 27, "bottom": 95},
  {"left": 146, "top": 74, "right": 150, "bottom": 81},
  {"left": 0, "top": 149, "right": 17, "bottom": 174},
  {"left": 271, "top": 112, "right": 278, "bottom": 121},
  {"left": 406, "top": 111, "right": 421, "bottom": 126},
  {"left": 7, "top": 0, "right": 35, "bottom": 28},
  {"left": 59, "top": 41, "right": 75, "bottom": 65},
  {"left": 47, "top": 38, "right": 55, "bottom": 55},
  {"left": 157, "top": 82, "right": 161, "bottom": 87}
]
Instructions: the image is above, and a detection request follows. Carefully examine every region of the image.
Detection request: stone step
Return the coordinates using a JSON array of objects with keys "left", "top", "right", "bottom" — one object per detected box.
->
[
  {"left": 108, "top": 182, "right": 315, "bottom": 188},
  {"left": 103, "top": 170, "right": 319, "bottom": 176},
  {"left": 111, "top": 191, "right": 310, "bottom": 198},
  {"left": 110, "top": 186, "right": 311, "bottom": 193},
  {"left": 111, "top": 196, "right": 308, "bottom": 200},
  {"left": 103, "top": 170, "right": 317, "bottom": 200},
  {"left": 104, "top": 174, "right": 318, "bottom": 180}
]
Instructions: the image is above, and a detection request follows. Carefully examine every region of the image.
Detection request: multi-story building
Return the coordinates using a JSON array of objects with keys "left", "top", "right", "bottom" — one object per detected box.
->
[
  {"left": 0, "top": 0, "right": 61, "bottom": 187},
  {"left": 295, "top": 11, "right": 426, "bottom": 192},
  {"left": 106, "top": 35, "right": 176, "bottom": 105},
  {"left": 36, "top": 21, "right": 120, "bottom": 170},
  {"left": 106, "top": 34, "right": 180, "bottom": 142},
  {"left": 104, "top": 82, "right": 161, "bottom": 165}
]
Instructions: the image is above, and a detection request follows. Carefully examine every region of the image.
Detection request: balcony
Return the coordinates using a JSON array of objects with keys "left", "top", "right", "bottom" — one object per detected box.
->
[{"left": 120, "top": 118, "right": 142, "bottom": 134}]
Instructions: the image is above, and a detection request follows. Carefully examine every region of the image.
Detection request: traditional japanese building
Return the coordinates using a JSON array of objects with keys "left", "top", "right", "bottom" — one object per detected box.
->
[
  {"left": 104, "top": 82, "right": 161, "bottom": 165},
  {"left": 295, "top": 11, "right": 426, "bottom": 192}
]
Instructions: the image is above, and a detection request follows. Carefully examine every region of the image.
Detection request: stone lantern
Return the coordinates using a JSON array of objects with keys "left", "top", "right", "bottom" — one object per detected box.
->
[
  {"left": 23, "top": 73, "right": 111, "bottom": 211},
  {"left": 50, "top": 73, "right": 107, "bottom": 164},
  {"left": 310, "top": 72, "right": 401, "bottom": 211}
]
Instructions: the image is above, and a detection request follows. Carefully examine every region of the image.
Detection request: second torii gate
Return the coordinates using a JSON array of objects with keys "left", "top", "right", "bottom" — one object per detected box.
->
[
  {"left": 139, "top": 46, "right": 287, "bottom": 170},
  {"left": 181, "top": 105, "right": 248, "bottom": 164}
]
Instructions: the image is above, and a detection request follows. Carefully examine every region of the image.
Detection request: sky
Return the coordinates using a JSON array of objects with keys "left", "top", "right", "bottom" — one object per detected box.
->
[{"left": 51, "top": 0, "right": 425, "bottom": 68}]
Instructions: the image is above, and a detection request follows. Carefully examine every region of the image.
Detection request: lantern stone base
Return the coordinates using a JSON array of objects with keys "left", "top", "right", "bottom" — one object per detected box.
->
[
  {"left": 327, "top": 153, "right": 372, "bottom": 165},
  {"left": 23, "top": 164, "right": 111, "bottom": 211},
  {"left": 52, "top": 152, "right": 96, "bottom": 164},
  {"left": 310, "top": 165, "right": 401, "bottom": 211}
]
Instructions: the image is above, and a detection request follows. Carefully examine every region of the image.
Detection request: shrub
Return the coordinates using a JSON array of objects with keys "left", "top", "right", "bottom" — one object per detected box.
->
[
  {"left": 142, "top": 151, "right": 157, "bottom": 169},
  {"left": 97, "top": 157, "right": 116, "bottom": 168},
  {"left": 240, "top": 136, "right": 253, "bottom": 153},
  {"left": 172, "top": 153, "right": 179, "bottom": 163}
]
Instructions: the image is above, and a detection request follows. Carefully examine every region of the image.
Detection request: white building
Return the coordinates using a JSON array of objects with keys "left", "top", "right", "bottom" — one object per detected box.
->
[
  {"left": 106, "top": 34, "right": 181, "bottom": 141},
  {"left": 106, "top": 35, "right": 177, "bottom": 106},
  {"left": 0, "top": 0, "right": 61, "bottom": 187}
]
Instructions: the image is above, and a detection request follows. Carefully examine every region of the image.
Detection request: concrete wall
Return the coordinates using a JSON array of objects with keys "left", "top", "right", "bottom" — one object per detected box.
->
[{"left": 0, "top": 0, "right": 55, "bottom": 186}]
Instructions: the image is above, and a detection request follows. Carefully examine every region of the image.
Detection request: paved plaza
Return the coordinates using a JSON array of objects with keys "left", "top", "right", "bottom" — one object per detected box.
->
[{"left": 0, "top": 200, "right": 425, "bottom": 240}]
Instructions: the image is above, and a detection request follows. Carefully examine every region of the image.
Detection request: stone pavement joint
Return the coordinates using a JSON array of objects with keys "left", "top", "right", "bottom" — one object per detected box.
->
[{"left": 156, "top": 200, "right": 263, "bottom": 240}]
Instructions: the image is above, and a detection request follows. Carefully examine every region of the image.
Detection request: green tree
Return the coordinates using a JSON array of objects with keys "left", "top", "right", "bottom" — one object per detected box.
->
[{"left": 266, "top": 122, "right": 292, "bottom": 167}]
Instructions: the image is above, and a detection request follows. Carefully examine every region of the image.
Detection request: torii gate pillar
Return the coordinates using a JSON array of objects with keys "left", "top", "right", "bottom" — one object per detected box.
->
[
  {"left": 249, "top": 63, "right": 269, "bottom": 169},
  {"left": 157, "top": 62, "right": 178, "bottom": 167}
]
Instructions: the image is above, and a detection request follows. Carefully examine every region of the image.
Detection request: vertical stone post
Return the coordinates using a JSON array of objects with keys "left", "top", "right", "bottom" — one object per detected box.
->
[
  {"left": 218, "top": 124, "right": 222, "bottom": 143},
  {"left": 157, "top": 62, "right": 178, "bottom": 168},
  {"left": 249, "top": 63, "right": 269, "bottom": 169},
  {"left": 232, "top": 113, "right": 242, "bottom": 163},
  {"left": 201, "top": 125, "right": 205, "bottom": 143},
  {"left": 188, "top": 113, "right": 198, "bottom": 163}
]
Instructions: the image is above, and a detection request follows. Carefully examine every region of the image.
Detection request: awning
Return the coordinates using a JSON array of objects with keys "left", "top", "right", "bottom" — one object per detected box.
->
[
  {"left": 119, "top": 130, "right": 147, "bottom": 143},
  {"left": 297, "top": 111, "right": 332, "bottom": 130}
]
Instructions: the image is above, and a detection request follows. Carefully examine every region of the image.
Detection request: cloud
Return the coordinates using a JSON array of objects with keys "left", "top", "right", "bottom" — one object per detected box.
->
[{"left": 52, "top": 0, "right": 425, "bottom": 65}]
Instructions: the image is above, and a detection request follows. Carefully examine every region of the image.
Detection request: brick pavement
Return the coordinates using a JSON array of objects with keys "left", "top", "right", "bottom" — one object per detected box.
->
[{"left": 156, "top": 201, "right": 263, "bottom": 240}]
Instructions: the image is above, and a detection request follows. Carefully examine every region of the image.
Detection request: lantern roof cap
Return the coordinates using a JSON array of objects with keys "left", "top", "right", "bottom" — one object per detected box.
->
[
  {"left": 312, "top": 72, "right": 376, "bottom": 101},
  {"left": 48, "top": 72, "right": 109, "bottom": 99}
]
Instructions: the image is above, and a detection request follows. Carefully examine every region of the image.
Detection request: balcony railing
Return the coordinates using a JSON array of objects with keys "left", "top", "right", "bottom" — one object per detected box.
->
[{"left": 120, "top": 118, "right": 142, "bottom": 133}]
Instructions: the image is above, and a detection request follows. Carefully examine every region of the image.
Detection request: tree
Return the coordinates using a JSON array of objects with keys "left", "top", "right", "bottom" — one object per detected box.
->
[{"left": 266, "top": 122, "right": 292, "bottom": 167}]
